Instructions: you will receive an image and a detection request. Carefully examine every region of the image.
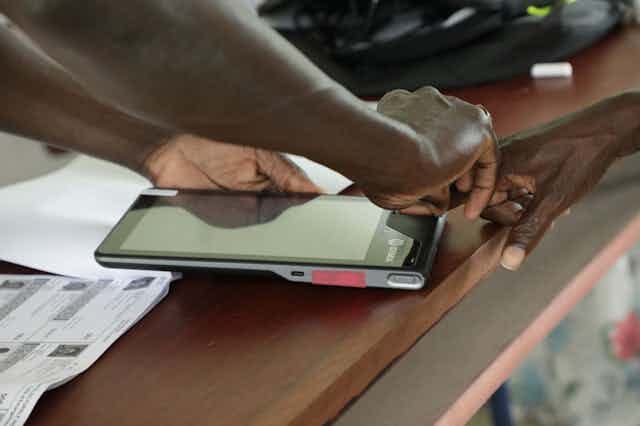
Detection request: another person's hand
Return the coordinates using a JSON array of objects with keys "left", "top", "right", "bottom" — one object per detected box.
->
[
  {"left": 369, "top": 87, "right": 499, "bottom": 218},
  {"left": 143, "top": 134, "right": 322, "bottom": 193},
  {"left": 496, "top": 92, "right": 640, "bottom": 270}
]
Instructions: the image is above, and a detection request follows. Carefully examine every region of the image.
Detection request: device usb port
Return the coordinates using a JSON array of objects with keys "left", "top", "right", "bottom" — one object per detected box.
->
[{"left": 291, "top": 271, "right": 305, "bottom": 277}]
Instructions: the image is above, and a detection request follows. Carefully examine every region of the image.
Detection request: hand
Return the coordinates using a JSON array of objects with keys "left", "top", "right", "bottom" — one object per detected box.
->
[
  {"left": 143, "top": 134, "right": 322, "bottom": 193},
  {"left": 495, "top": 92, "right": 640, "bottom": 270},
  {"left": 366, "top": 87, "right": 499, "bottom": 218}
]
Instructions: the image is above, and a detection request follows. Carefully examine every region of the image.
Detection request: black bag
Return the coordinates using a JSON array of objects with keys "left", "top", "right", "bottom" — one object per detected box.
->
[{"left": 260, "top": 0, "right": 626, "bottom": 96}]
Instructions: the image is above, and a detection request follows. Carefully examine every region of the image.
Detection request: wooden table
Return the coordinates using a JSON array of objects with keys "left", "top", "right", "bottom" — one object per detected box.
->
[{"left": 4, "top": 24, "right": 640, "bottom": 426}]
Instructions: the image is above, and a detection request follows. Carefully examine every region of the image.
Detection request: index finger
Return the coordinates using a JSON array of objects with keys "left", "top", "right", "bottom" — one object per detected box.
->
[{"left": 464, "top": 135, "right": 499, "bottom": 219}]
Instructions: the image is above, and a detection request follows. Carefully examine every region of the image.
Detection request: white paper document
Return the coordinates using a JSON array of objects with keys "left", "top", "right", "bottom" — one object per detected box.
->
[
  {"left": 0, "top": 156, "right": 153, "bottom": 279},
  {"left": 0, "top": 274, "right": 172, "bottom": 426},
  {"left": 0, "top": 155, "right": 351, "bottom": 279}
]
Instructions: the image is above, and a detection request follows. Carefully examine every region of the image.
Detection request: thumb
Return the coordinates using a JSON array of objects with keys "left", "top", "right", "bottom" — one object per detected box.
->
[
  {"left": 340, "top": 184, "right": 365, "bottom": 197},
  {"left": 260, "top": 151, "right": 324, "bottom": 194},
  {"left": 501, "top": 198, "right": 556, "bottom": 271}
]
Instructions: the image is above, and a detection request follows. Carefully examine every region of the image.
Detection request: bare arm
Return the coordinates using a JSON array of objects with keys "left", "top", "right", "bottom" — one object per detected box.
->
[
  {"left": 614, "top": 91, "right": 640, "bottom": 157},
  {"left": 494, "top": 90, "right": 640, "bottom": 270},
  {"left": 0, "top": 1, "right": 499, "bottom": 216},
  {"left": 0, "top": 1, "right": 401, "bottom": 174},
  {"left": 0, "top": 23, "right": 168, "bottom": 172}
]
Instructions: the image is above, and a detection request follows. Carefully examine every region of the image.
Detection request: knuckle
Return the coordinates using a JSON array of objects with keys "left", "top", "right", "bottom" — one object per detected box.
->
[
  {"left": 511, "top": 217, "right": 541, "bottom": 245},
  {"left": 366, "top": 192, "right": 412, "bottom": 211},
  {"left": 472, "top": 104, "right": 493, "bottom": 127},
  {"left": 379, "top": 89, "right": 411, "bottom": 106},
  {"left": 414, "top": 86, "right": 441, "bottom": 97}
]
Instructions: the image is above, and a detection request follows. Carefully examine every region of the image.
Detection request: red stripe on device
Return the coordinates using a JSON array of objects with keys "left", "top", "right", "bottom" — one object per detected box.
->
[{"left": 311, "top": 270, "right": 366, "bottom": 288}]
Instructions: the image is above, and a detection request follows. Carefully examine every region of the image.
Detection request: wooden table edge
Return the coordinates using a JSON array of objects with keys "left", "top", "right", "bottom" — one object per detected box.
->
[
  {"left": 435, "top": 213, "right": 640, "bottom": 426},
  {"left": 261, "top": 227, "right": 511, "bottom": 426}
]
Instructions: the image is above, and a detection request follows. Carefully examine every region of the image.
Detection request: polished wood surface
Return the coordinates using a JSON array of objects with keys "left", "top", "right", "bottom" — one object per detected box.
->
[
  {"left": 9, "top": 206, "right": 506, "bottom": 426},
  {"left": 3, "top": 24, "right": 639, "bottom": 426}
]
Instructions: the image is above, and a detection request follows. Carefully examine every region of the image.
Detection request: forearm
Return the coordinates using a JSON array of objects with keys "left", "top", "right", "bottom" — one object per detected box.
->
[
  {"left": 0, "top": 24, "right": 169, "bottom": 173},
  {"left": 0, "top": 1, "right": 417, "bottom": 181},
  {"left": 501, "top": 89, "right": 640, "bottom": 159},
  {"left": 612, "top": 89, "right": 640, "bottom": 158}
]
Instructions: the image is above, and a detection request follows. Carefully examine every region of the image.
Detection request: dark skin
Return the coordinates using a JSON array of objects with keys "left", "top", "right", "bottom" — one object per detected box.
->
[
  {"left": 496, "top": 91, "right": 640, "bottom": 270},
  {"left": 0, "top": 22, "right": 166, "bottom": 172},
  {"left": 376, "top": 88, "right": 499, "bottom": 216},
  {"left": 0, "top": 23, "right": 321, "bottom": 193},
  {"left": 345, "top": 91, "right": 640, "bottom": 270},
  {"left": 1, "top": 4, "right": 638, "bottom": 271},
  {"left": 0, "top": 1, "right": 498, "bottom": 218}
]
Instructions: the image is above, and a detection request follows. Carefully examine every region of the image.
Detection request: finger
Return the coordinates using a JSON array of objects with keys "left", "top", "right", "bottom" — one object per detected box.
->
[
  {"left": 449, "top": 187, "right": 507, "bottom": 213},
  {"left": 398, "top": 200, "right": 445, "bottom": 216},
  {"left": 366, "top": 185, "right": 449, "bottom": 214},
  {"left": 465, "top": 139, "right": 499, "bottom": 220},
  {"left": 480, "top": 201, "right": 524, "bottom": 225},
  {"left": 498, "top": 175, "right": 536, "bottom": 195},
  {"left": 261, "top": 153, "right": 324, "bottom": 194},
  {"left": 420, "top": 186, "right": 450, "bottom": 212},
  {"left": 501, "top": 199, "right": 557, "bottom": 271},
  {"left": 509, "top": 187, "right": 531, "bottom": 199},
  {"left": 449, "top": 187, "right": 468, "bottom": 210},
  {"left": 154, "top": 158, "right": 221, "bottom": 190},
  {"left": 455, "top": 169, "right": 474, "bottom": 193},
  {"left": 512, "top": 193, "right": 534, "bottom": 210},
  {"left": 489, "top": 190, "right": 508, "bottom": 206}
]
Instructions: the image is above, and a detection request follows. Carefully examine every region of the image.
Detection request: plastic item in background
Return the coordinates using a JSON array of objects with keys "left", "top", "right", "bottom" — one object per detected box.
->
[{"left": 530, "top": 62, "right": 573, "bottom": 79}]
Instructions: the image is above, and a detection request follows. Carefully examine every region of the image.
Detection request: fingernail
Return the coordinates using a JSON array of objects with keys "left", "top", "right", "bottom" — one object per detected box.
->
[
  {"left": 501, "top": 246, "right": 525, "bottom": 271},
  {"left": 509, "top": 203, "right": 524, "bottom": 213}
]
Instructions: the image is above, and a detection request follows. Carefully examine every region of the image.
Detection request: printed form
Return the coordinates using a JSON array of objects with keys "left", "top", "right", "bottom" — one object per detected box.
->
[{"left": 0, "top": 274, "right": 172, "bottom": 426}]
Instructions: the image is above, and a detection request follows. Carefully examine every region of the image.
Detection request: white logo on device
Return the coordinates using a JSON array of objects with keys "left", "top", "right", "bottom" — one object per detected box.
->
[
  {"left": 385, "top": 238, "right": 405, "bottom": 263},
  {"left": 388, "top": 238, "right": 405, "bottom": 247}
]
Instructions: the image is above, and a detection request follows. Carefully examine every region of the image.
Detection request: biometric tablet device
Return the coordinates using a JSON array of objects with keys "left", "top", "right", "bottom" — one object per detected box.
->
[{"left": 95, "top": 189, "right": 445, "bottom": 290}]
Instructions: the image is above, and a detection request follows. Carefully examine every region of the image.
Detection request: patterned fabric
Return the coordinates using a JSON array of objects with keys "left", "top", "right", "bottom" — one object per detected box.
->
[{"left": 509, "top": 244, "right": 640, "bottom": 426}]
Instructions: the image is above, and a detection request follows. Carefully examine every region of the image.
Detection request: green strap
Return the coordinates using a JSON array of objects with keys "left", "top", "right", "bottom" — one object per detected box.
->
[{"left": 527, "top": 0, "right": 577, "bottom": 17}]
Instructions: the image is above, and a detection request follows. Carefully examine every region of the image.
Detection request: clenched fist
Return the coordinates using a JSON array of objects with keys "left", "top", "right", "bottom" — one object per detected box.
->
[{"left": 361, "top": 86, "right": 499, "bottom": 218}]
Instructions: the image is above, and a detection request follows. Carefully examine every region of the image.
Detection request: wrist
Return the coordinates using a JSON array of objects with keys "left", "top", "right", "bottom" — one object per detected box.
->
[
  {"left": 288, "top": 87, "right": 423, "bottom": 189},
  {"left": 611, "top": 89, "right": 640, "bottom": 157},
  {"left": 80, "top": 108, "right": 169, "bottom": 176}
]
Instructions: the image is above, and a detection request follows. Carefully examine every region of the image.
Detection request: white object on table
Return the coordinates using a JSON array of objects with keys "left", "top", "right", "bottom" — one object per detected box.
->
[
  {"left": 530, "top": 62, "right": 573, "bottom": 79},
  {"left": 0, "top": 156, "right": 156, "bottom": 278}
]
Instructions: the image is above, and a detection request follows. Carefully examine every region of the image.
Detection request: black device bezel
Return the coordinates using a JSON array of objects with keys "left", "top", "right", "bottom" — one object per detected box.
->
[{"left": 95, "top": 190, "right": 442, "bottom": 272}]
